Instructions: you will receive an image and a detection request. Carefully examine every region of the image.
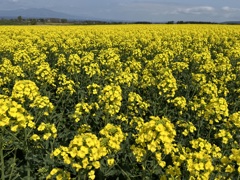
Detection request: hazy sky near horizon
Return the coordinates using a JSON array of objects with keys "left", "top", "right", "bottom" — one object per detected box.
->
[{"left": 1, "top": 0, "right": 240, "bottom": 22}]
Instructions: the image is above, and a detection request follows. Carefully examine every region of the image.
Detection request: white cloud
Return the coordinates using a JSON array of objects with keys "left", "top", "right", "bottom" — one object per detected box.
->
[
  {"left": 222, "top": 6, "right": 240, "bottom": 12},
  {"left": 119, "top": 2, "right": 180, "bottom": 15},
  {"left": 220, "top": 6, "right": 240, "bottom": 19},
  {"left": 177, "top": 6, "right": 215, "bottom": 15}
]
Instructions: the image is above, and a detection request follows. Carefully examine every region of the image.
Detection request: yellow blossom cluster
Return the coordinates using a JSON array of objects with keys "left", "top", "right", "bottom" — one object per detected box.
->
[
  {"left": 183, "top": 138, "right": 222, "bottom": 179},
  {"left": 83, "top": 53, "right": 101, "bottom": 78},
  {"left": 13, "top": 48, "right": 46, "bottom": 72},
  {"left": 127, "top": 92, "right": 150, "bottom": 116},
  {"left": 229, "top": 149, "right": 240, "bottom": 173},
  {"left": 46, "top": 168, "right": 71, "bottom": 180},
  {"left": 0, "top": 79, "right": 54, "bottom": 133},
  {"left": 0, "top": 94, "right": 34, "bottom": 131},
  {"left": 99, "top": 123, "right": 126, "bottom": 153},
  {"left": 98, "top": 48, "right": 122, "bottom": 77},
  {"left": 214, "top": 129, "right": 233, "bottom": 144},
  {"left": 131, "top": 116, "right": 176, "bottom": 164},
  {"left": 11, "top": 80, "right": 54, "bottom": 115},
  {"left": 30, "top": 122, "right": 57, "bottom": 141},
  {"left": 51, "top": 131, "right": 107, "bottom": 179},
  {"left": 229, "top": 111, "right": 240, "bottom": 128},
  {"left": 168, "top": 96, "right": 187, "bottom": 115},
  {"left": 87, "top": 83, "right": 100, "bottom": 95},
  {"left": 140, "top": 57, "right": 178, "bottom": 98},
  {"left": 66, "top": 54, "right": 82, "bottom": 74},
  {"left": 56, "top": 74, "right": 76, "bottom": 95},
  {"left": 11, "top": 80, "right": 40, "bottom": 103},
  {"left": 0, "top": 58, "right": 25, "bottom": 87},
  {"left": 114, "top": 67, "right": 139, "bottom": 87},
  {"left": 72, "top": 102, "right": 93, "bottom": 122},
  {"left": 35, "top": 62, "right": 57, "bottom": 86},
  {"left": 176, "top": 120, "right": 197, "bottom": 136},
  {"left": 98, "top": 84, "right": 122, "bottom": 116}
]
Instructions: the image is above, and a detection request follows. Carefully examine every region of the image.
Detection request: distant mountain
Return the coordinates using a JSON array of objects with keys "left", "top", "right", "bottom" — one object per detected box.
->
[
  {"left": 221, "top": 21, "right": 240, "bottom": 24},
  {"left": 0, "top": 8, "right": 85, "bottom": 20}
]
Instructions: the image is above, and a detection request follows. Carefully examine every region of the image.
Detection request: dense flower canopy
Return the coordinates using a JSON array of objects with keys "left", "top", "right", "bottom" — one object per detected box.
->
[{"left": 0, "top": 24, "right": 240, "bottom": 179}]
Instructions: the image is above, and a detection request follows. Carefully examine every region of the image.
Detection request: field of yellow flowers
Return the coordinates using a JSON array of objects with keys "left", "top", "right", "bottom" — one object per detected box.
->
[{"left": 0, "top": 24, "right": 240, "bottom": 179}]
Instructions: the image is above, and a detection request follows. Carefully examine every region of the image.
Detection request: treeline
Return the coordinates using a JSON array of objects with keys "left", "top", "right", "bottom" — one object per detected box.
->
[
  {"left": 76, "top": 21, "right": 238, "bottom": 25},
  {"left": 0, "top": 16, "right": 68, "bottom": 25},
  {"left": 166, "top": 21, "right": 218, "bottom": 24},
  {"left": 0, "top": 16, "right": 239, "bottom": 25},
  {"left": 0, "top": 17, "right": 151, "bottom": 25}
]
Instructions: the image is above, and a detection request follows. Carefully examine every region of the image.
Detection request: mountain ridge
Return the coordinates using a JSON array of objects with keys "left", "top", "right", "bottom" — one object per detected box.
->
[{"left": 0, "top": 8, "right": 86, "bottom": 20}]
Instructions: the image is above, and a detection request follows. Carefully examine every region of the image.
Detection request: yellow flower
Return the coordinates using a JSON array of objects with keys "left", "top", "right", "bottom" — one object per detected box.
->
[
  {"left": 221, "top": 156, "right": 229, "bottom": 164},
  {"left": 69, "top": 147, "right": 78, "bottom": 158},
  {"left": 82, "top": 157, "right": 89, "bottom": 169},
  {"left": 51, "top": 125, "right": 57, "bottom": 134},
  {"left": 155, "top": 153, "right": 166, "bottom": 168},
  {"left": 182, "top": 129, "right": 189, "bottom": 136},
  {"left": 225, "top": 165, "right": 235, "bottom": 173},
  {"left": 11, "top": 125, "right": 18, "bottom": 132},
  {"left": 88, "top": 170, "right": 95, "bottom": 180},
  {"left": 86, "top": 138, "right": 94, "bottom": 147},
  {"left": 147, "top": 141, "right": 157, "bottom": 153},
  {"left": 0, "top": 117, "right": 10, "bottom": 127},
  {"left": 28, "top": 121, "right": 35, "bottom": 128},
  {"left": 56, "top": 174, "right": 63, "bottom": 180},
  {"left": 92, "top": 161, "right": 101, "bottom": 169},
  {"left": 53, "top": 148, "right": 61, "bottom": 156},
  {"left": 30, "top": 134, "right": 40, "bottom": 141},
  {"left": 194, "top": 162, "right": 204, "bottom": 171},
  {"left": 77, "top": 146, "right": 89, "bottom": 159},
  {"left": 38, "top": 122, "right": 46, "bottom": 131},
  {"left": 205, "top": 161, "right": 214, "bottom": 171},
  {"left": 50, "top": 168, "right": 60, "bottom": 176},
  {"left": 63, "top": 155, "right": 71, "bottom": 165},
  {"left": 43, "top": 132, "right": 52, "bottom": 140},
  {"left": 8, "top": 107, "right": 18, "bottom": 118},
  {"left": 107, "top": 158, "right": 115, "bottom": 166},
  {"left": 72, "top": 163, "right": 82, "bottom": 172}
]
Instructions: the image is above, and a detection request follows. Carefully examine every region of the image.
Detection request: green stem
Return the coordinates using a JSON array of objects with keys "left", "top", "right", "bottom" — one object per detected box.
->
[
  {"left": 77, "top": 172, "right": 81, "bottom": 180},
  {"left": 207, "top": 124, "right": 213, "bottom": 140},
  {"left": 116, "top": 163, "right": 131, "bottom": 180},
  {"left": 0, "top": 128, "right": 5, "bottom": 180},
  {"left": 9, "top": 149, "right": 17, "bottom": 180},
  {"left": 24, "top": 129, "right": 31, "bottom": 180},
  {"left": 27, "top": 161, "right": 30, "bottom": 180},
  {"left": 197, "top": 118, "right": 203, "bottom": 138}
]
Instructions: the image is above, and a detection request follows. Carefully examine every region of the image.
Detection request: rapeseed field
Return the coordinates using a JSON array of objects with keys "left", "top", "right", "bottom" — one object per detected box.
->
[{"left": 0, "top": 25, "right": 240, "bottom": 179}]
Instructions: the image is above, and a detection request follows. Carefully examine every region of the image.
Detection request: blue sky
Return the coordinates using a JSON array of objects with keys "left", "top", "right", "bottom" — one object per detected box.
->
[{"left": 1, "top": 0, "right": 240, "bottom": 22}]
